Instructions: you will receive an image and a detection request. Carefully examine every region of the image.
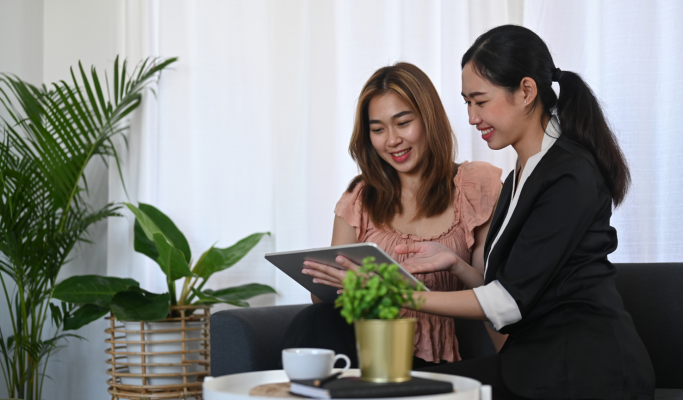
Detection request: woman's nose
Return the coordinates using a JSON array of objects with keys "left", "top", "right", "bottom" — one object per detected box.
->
[
  {"left": 387, "top": 128, "right": 402, "bottom": 146},
  {"left": 468, "top": 109, "right": 481, "bottom": 126}
]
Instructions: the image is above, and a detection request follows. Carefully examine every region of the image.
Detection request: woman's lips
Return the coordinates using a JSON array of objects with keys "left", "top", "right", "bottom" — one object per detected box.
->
[
  {"left": 390, "top": 148, "right": 412, "bottom": 162},
  {"left": 480, "top": 127, "right": 495, "bottom": 141}
]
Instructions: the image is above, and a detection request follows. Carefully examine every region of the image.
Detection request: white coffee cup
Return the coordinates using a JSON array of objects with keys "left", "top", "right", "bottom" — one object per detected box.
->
[{"left": 282, "top": 348, "right": 351, "bottom": 380}]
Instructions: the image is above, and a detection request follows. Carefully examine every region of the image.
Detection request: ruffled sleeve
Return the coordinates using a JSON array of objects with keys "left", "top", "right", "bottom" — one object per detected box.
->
[
  {"left": 455, "top": 161, "right": 503, "bottom": 249},
  {"left": 334, "top": 181, "right": 368, "bottom": 241}
]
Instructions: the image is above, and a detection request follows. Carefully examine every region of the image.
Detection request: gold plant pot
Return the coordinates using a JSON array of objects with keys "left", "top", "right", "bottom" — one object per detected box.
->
[{"left": 354, "top": 318, "right": 416, "bottom": 383}]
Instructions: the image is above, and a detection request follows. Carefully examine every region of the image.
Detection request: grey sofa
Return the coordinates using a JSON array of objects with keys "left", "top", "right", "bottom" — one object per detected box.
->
[{"left": 211, "top": 263, "right": 683, "bottom": 398}]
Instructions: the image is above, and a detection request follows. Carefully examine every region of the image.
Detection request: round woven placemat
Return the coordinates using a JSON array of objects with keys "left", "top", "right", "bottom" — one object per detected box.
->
[{"left": 249, "top": 382, "right": 298, "bottom": 398}]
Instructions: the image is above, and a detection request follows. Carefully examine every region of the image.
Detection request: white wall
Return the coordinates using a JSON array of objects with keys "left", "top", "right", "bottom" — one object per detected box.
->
[
  {"left": 0, "top": 0, "right": 43, "bottom": 84},
  {"left": 0, "top": 1, "right": 44, "bottom": 397},
  {"left": 0, "top": 0, "right": 43, "bottom": 127}
]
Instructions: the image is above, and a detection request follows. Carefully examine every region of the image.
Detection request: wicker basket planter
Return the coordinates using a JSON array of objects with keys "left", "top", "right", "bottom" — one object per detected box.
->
[{"left": 106, "top": 305, "right": 211, "bottom": 400}]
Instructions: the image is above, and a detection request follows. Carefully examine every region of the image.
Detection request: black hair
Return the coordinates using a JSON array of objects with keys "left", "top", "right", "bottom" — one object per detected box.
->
[{"left": 461, "top": 25, "right": 630, "bottom": 207}]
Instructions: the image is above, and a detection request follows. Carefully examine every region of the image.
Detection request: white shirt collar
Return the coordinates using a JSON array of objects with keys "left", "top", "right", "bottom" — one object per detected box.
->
[{"left": 512, "top": 116, "right": 561, "bottom": 198}]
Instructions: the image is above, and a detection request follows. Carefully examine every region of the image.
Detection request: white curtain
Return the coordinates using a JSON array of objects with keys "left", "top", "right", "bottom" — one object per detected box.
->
[{"left": 523, "top": 0, "right": 683, "bottom": 262}]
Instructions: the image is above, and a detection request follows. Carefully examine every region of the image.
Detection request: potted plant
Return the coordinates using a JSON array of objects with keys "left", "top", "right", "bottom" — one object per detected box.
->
[
  {"left": 0, "top": 57, "right": 175, "bottom": 400},
  {"left": 53, "top": 203, "right": 275, "bottom": 388},
  {"left": 335, "top": 257, "right": 423, "bottom": 383}
]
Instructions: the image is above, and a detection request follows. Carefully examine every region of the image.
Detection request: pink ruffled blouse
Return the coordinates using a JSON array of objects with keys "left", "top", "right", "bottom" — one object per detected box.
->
[{"left": 334, "top": 161, "right": 502, "bottom": 363}]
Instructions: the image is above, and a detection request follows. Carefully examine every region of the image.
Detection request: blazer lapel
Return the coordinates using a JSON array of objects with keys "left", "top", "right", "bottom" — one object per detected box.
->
[{"left": 484, "top": 170, "right": 514, "bottom": 267}]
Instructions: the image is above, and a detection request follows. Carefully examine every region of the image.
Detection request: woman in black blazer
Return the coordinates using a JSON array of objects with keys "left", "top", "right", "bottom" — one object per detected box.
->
[{"left": 332, "top": 25, "right": 656, "bottom": 399}]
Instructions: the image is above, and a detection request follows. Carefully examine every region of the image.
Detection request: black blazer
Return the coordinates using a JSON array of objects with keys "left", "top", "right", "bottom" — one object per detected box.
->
[{"left": 484, "top": 136, "right": 655, "bottom": 399}]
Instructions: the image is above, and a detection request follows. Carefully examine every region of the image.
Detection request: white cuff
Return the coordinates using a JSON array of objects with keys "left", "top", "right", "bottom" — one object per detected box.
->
[{"left": 472, "top": 280, "right": 522, "bottom": 331}]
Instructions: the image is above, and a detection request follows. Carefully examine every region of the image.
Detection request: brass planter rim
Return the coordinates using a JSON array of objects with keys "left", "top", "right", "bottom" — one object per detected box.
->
[{"left": 355, "top": 318, "right": 417, "bottom": 324}]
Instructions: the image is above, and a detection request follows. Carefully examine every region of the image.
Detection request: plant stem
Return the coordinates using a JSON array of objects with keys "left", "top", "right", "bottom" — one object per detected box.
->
[
  {"left": 0, "top": 273, "right": 18, "bottom": 342},
  {"left": 26, "top": 355, "right": 34, "bottom": 400},
  {"left": 168, "top": 276, "right": 177, "bottom": 307},
  {"left": 17, "top": 278, "right": 28, "bottom": 399},
  {"left": 179, "top": 275, "right": 192, "bottom": 306},
  {"left": 182, "top": 249, "right": 211, "bottom": 304},
  {"left": 185, "top": 275, "right": 200, "bottom": 302},
  {"left": 185, "top": 278, "right": 207, "bottom": 305},
  {"left": 0, "top": 326, "right": 12, "bottom": 397},
  {"left": 35, "top": 291, "right": 52, "bottom": 399},
  {"left": 0, "top": 277, "right": 15, "bottom": 383},
  {"left": 37, "top": 326, "right": 57, "bottom": 400}
]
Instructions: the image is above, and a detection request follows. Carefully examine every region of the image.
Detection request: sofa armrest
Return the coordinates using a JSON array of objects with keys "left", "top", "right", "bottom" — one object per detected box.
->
[
  {"left": 614, "top": 263, "right": 683, "bottom": 389},
  {"left": 210, "top": 304, "right": 309, "bottom": 376}
]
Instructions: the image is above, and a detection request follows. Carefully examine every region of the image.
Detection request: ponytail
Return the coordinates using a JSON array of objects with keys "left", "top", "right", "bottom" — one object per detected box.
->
[
  {"left": 555, "top": 71, "right": 630, "bottom": 206},
  {"left": 462, "top": 25, "right": 630, "bottom": 207}
]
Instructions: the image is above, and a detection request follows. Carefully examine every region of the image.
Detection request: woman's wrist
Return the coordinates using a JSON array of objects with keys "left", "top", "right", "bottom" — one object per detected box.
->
[{"left": 449, "top": 254, "right": 463, "bottom": 277}]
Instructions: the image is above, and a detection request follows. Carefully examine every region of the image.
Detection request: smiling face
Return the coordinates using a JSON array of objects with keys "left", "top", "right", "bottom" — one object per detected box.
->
[
  {"left": 461, "top": 62, "right": 528, "bottom": 150},
  {"left": 367, "top": 92, "right": 426, "bottom": 177}
]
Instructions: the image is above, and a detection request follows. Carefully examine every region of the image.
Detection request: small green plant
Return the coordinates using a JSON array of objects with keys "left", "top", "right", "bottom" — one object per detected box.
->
[{"left": 335, "top": 257, "right": 423, "bottom": 324}]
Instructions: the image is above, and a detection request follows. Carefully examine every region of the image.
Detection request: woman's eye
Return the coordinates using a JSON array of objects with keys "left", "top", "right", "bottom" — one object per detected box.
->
[
  {"left": 464, "top": 100, "right": 471, "bottom": 106},
  {"left": 476, "top": 101, "right": 486, "bottom": 106},
  {"left": 371, "top": 128, "right": 383, "bottom": 133},
  {"left": 398, "top": 120, "right": 412, "bottom": 126}
]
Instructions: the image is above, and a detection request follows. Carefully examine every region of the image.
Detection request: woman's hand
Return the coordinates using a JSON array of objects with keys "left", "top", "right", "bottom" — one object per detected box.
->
[
  {"left": 395, "top": 242, "right": 460, "bottom": 275},
  {"left": 302, "top": 256, "right": 360, "bottom": 291},
  {"left": 396, "top": 242, "right": 485, "bottom": 288}
]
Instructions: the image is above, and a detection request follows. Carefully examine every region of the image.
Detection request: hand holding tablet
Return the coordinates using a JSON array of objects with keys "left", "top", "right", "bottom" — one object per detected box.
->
[{"left": 265, "top": 243, "right": 428, "bottom": 303}]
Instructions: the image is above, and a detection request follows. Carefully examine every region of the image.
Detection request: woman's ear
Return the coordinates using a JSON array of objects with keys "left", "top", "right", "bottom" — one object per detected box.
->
[{"left": 519, "top": 77, "right": 538, "bottom": 106}]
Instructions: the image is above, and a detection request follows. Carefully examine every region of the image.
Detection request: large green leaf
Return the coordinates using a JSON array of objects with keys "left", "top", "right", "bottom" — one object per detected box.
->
[
  {"left": 205, "top": 283, "right": 276, "bottom": 301},
  {"left": 110, "top": 287, "right": 170, "bottom": 321},
  {"left": 191, "top": 288, "right": 249, "bottom": 308},
  {"left": 136, "top": 203, "right": 191, "bottom": 262},
  {"left": 197, "top": 232, "right": 269, "bottom": 279},
  {"left": 63, "top": 304, "right": 109, "bottom": 331},
  {"left": 192, "top": 247, "right": 224, "bottom": 279},
  {"left": 53, "top": 275, "right": 139, "bottom": 307},
  {"left": 133, "top": 218, "right": 159, "bottom": 262},
  {"left": 125, "top": 202, "right": 164, "bottom": 241},
  {"left": 217, "top": 232, "right": 269, "bottom": 266},
  {"left": 153, "top": 233, "right": 194, "bottom": 280}
]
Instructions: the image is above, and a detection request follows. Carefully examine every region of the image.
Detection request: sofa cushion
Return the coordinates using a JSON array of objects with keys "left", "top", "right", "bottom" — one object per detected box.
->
[{"left": 210, "top": 304, "right": 308, "bottom": 376}]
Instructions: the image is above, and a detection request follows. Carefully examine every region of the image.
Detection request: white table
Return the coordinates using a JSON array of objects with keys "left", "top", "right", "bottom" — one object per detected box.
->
[{"left": 203, "top": 369, "right": 491, "bottom": 400}]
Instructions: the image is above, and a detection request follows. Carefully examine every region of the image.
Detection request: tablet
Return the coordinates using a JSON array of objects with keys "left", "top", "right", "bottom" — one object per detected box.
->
[{"left": 265, "top": 242, "right": 429, "bottom": 303}]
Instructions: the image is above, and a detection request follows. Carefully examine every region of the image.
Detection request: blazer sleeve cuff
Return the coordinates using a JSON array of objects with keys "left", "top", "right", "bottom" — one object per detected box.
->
[{"left": 473, "top": 280, "right": 522, "bottom": 330}]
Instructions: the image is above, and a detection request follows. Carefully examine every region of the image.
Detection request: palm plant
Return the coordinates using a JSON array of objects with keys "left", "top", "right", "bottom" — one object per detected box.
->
[{"left": 0, "top": 56, "right": 176, "bottom": 400}]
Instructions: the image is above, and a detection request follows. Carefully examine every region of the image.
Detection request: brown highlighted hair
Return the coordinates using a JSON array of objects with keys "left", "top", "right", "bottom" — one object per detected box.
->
[{"left": 347, "top": 62, "right": 457, "bottom": 227}]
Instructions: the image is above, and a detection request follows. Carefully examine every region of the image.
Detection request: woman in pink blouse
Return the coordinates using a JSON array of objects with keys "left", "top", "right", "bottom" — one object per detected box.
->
[{"left": 284, "top": 62, "right": 504, "bottom": 368}]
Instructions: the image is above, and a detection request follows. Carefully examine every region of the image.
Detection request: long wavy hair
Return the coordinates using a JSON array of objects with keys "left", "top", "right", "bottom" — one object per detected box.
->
[
  {"left": 462, "top": 25, "right": 630, "bottom": 206},
  {"left": 347, "top": 62, "right": 457, "bottom": 227}
]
